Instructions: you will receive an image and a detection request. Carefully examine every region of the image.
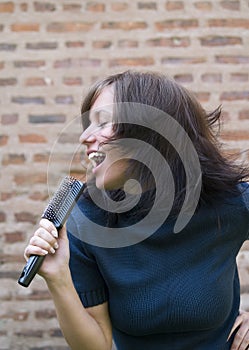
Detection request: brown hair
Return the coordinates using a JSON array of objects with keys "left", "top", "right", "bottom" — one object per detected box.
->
[{"left": 81, "top": 70, "right": 248, "bottom": 216}]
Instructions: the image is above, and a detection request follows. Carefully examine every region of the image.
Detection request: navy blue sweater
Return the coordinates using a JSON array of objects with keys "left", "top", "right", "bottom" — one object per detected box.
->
[{"left": 67, "top": 183, "right": 249, "bottom": 350}]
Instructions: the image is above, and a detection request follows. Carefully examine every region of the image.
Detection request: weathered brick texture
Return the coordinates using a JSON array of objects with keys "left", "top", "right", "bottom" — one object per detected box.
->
[{"left": 0, "top": 0, "right": 249, "bottom": 349}]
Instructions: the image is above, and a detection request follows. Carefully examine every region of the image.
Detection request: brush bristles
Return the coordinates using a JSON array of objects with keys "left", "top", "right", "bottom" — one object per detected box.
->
[{"left": 41, "top": 176, "right": 84, "bottom": 228}]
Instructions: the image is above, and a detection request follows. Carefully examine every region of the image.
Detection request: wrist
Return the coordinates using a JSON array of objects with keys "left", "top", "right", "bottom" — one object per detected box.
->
[{"left": 45, "top": 265, "right": 73, "bottom": 290}]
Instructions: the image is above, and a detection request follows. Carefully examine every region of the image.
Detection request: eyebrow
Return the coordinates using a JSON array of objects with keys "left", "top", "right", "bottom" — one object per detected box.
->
[{"left": 89, "top": 108, "right": 112, "bottom": 121}]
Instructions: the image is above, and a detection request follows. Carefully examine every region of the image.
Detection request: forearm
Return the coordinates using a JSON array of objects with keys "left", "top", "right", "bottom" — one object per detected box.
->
[{"left": 46, "top": 269, "right": 111, "bottom": 350}]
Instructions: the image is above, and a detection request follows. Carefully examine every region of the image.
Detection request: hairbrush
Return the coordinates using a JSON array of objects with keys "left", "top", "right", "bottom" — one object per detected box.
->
[{"left": 18, "top": 176, "right": 85, "bottom": 287}]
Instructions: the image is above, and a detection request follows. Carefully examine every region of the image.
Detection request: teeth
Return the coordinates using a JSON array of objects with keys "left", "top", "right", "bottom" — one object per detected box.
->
[{"left": 88, "top": 152, "right": 105, "bottom": 167}]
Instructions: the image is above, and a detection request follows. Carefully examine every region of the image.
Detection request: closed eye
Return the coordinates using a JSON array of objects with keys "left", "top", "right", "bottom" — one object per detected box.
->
[{"left": 98, "top": 122, "right": 108, "bottom": 128}]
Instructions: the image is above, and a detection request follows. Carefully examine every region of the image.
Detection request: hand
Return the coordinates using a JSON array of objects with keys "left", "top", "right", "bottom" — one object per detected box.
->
[
  {"left": 24, "top": 218, "right": 70, "bottom": 282},
  {"left": 229, "top": 310, "right": 249, "bottom": 350}
]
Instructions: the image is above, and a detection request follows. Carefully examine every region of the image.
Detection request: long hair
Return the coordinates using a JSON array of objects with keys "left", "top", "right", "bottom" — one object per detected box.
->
[{"left": 81, "top": 70, "right": 248, "bottom": 221}]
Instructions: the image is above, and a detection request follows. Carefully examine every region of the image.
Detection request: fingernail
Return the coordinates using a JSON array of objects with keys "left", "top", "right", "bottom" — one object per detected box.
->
[
  {"left": 42, "top": 250, "right": 48, "bottom": 255},
  {"left": 54, "top": 242, "right": 59, "bottom": 249},
  {"left": 52, "top": 230, "right": 58, "bottom": 238},
  {"left": 50, "top": 247, "right": 55, "bottom": 254}
]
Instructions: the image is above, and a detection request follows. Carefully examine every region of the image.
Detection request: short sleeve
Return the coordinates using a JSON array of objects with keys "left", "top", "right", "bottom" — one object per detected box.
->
[{"left": 67, "top": 230, "right": 109, "bottom": 308}]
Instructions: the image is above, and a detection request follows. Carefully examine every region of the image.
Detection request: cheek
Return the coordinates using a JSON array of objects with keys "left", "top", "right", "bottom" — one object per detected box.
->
[{"left": 100, "top": 125, "right": 113, "bottom": 139}]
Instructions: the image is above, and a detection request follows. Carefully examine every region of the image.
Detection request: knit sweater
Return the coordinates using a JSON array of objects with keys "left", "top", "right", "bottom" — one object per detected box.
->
[{"left": 67, "top": 183, "right": 249, "bottom": 350}]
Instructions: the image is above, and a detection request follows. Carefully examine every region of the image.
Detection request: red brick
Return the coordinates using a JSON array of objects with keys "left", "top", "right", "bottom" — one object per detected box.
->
[
  {"left": 146, "top": 37, "right": 190, "bottom": 47},
  {"left": 49, "top": 328, "right": 64, "bottom": 337},
  {"left": 138, "top": 2, "right": 157, "bottom": 9},
  {"left": 111, "top": 2, "right": 129, "bottom": 11},
  {"left": 0, "top": 212, "right": 6, "bottom": 222},
  {"left": 155, "top": 19, "right": 198, "bottom": 31},
  {"left": 34, "top": 1, "right": 56, "bottom": 11},
  {"left": 14, "top": 60, "right": 45, "bottom": 68},
  {"left": 15, "top": 329, "right": 43, "bottom": 337},
  {"left": 220, "top": 1, "right": 240, "bottom": 10},
  {"left": 86, "top": 2, "right": 105, "bottom": 11},
  {"left": 19, "top": 134, "right": 47, "bottom": 143},
  {"left": 101, "top": 21, "right": 147, "bottom": 30},
  {"left": 92, "top": 40, "right": 112, "bottom": 49},
  {"left": 174, "top": 74, "right": 193, "bottom": 83},
  {"left": 35, "top": 309, "right": 56, "bottom": 319},
  {"left": 0, "top": 2, "right": 14, "bottom": 12},
  {"left": 15, "top": 212, "right": 38, "bottom": 224},
  {"left": 118, "top": 40, "right": 138, "bottom": 48},
  {"left": 194, "top": 1, "right": 212, "bottom": 10},
  {"left": 208, "top": 18, "right": 249, "bottom": 28},
  {"left": 11, "top": 23, "right": 40, "bottom": 32},
  {"left": 63, "top": 77, "right": 83, "bottom": 85},
  {"left": 109, "top": 57, "right": 154, "bottom": 67},
  {"left": 194, "top": 92, "right": 210, "bottom": 102},
  {"left": 200, "top": 36, "right": 242, "bottom": 46},
  {"left": 0, "top": 311, "right": 29, "bottom": 321},
  {"left": 47, "top": 22, "right": 93, "bottom": 32},
  {"left": 239, "top": 110, "right": 249, "bottom": 120},
  {"left": 0, "top": 135, "right": 8, "bottom": 146},
  {"left": 165, "top": 1, "right": 184, "bottom": 10},
  {"left": 221, "top": 130, "right": 249, "bottom": 141},
  {"left": 0, "top": 78, "right": 17, "bottom": 86},
  {"left": 33, "top": 153, "right": 50, "bottom": 162},
  {"left": 25, "top": 77, "right": 49, "bottom": 86},
  {"left": 65, "top": 41, "right": 85, "bottom": 48},
  {"left": 2, "top": 153, "right": 26, "bottom": 165},
  {"left": 230, "top": 73, "right": 248, "bottom": 82},
  {"left": 162, "top": 57, "right": 206, "bottom": 64},
  {"left": 55, "top": 95, "right": 74, "bottom": 104},
  {"left": 54, "top": 58, "right": 101, "bottom": 68},
  {"left": 63, "top": 3, "right": 81, "bottom": 11},
  {"left": 14, "top": 172, "right": 47, "bottom": 185},
  {"left": 4, "top": 231, "right": 25, "bottom": 243},
  {"left": 29, "top": 114, "right": 66, "bottom": 123},
  {"left": 201, "top": 73, "right": 222, "bottom": 83},
  {"left": 220, "top": 91, "right": 249, "bottom": 101},
  {"left": 215, "top": 55, "right": 249, "bottom": 64},
  {"left": 0, "top": 43, "right": 16, "bottom": 51},
  {"left": 26, "top": 42, "right": 57, "bottom": 50},
  {"left": 29, "top": 191, "right": 49, "bottom": 201},
  {"left": 0, "top": 192, "right": 13, "bottom": 201},
  {"left": 1, "top": 113, "right": 18, "bottom": 124},
  {"left": 12, "top": 96, "right": 45, "bottom": 104},
  {"left": 20, "top": 3, "right": 28, "bottom": 11}
]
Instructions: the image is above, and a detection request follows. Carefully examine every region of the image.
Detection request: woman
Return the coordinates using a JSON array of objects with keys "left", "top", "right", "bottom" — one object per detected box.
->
[{"left": 24, "top": 71, "right": 249, "bottom": 349}]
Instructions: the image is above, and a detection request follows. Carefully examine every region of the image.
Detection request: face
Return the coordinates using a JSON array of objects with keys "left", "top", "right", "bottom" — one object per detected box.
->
[{"left": 79, "top": 85, "right": 129, "bottom": 190}]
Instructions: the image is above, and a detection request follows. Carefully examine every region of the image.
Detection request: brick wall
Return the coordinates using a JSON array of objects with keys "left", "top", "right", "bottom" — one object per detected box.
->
[{"left": 0, "top": 1, "right": 249, "bottom": 349}]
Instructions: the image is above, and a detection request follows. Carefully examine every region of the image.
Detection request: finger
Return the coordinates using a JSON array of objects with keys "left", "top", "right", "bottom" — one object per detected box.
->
[
  {"left": 34, "top": 227, "right": 59, "bottom": 249},
  {"left": 39, "top": 218, "right": 58, "bottom": 238},
  {"left": 30, "top": 235, "right": 58, "bottom": 254},
  {"left": 228, "top": 315, "right": 243, "bottom": 340},
  {"left": 231, "top": 329, "right": 249, "bottom": 350},
  {"left": 236, "top": 325, "right": 249, "bottom": 350},
  {"left": 24, "top": 244, "right": 48, "bottom": 261}
]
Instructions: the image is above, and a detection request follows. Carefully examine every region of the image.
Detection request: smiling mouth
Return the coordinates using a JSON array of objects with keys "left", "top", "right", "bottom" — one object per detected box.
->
[{"left": 88, "top": 151, "right": 106, "bottom": 168}]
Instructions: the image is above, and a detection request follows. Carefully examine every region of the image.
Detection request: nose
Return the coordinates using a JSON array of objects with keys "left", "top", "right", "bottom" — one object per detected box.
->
[{"left": 79, "top": 126, "right": 97, "bottom": 145}]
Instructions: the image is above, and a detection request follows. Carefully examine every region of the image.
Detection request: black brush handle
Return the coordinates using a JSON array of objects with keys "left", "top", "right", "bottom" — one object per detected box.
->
[
  {"left": 18, "top": 255, "right": 46, "bottom": 287},
  {"left": 18, "top": 176, "right": 84, "bottom": 288}
]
